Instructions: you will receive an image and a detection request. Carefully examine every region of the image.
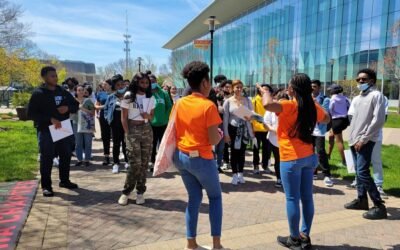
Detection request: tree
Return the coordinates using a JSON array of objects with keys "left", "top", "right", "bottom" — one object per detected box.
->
[
  {"left": 0, "top": 0, "right": 30, "bottom": 51},
  {"left": 263, "top": 38, "right": 279, "bottom": 84},
  {"left": 101, "top": 56, "right": 158, "bottom": 80}
]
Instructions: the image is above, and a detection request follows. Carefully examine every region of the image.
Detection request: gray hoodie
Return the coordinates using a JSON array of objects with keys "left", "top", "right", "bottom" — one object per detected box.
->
[{"left": 348, "top": 87, "right": 385, "bottom": 146}]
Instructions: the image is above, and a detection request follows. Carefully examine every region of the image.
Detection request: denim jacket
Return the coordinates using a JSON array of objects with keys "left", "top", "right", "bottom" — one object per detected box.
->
[
  {"left": 103, "top": 93, "right": 118, "bottom": 125},
  {"left": 316, "top": 93, "right": 330, "bottom": 135}
]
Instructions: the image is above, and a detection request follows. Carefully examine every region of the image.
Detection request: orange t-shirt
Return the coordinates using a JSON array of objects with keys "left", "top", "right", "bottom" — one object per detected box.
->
[
  {"left": 277, "top": 100, "right": 326, "bottom": 161},
  {"left": 175, "top": 93, "right": 222, "bottom": 159}
]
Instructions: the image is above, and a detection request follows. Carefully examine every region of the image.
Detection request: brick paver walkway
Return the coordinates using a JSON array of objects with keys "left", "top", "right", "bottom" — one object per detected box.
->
[{"left": 17, "top": 138, "right": 400, "bottom": 250}]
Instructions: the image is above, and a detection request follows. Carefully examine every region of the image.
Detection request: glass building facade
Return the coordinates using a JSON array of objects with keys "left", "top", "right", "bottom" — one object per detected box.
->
[{"left": 170, "top": 0, "right": 400, "bottom": 99}]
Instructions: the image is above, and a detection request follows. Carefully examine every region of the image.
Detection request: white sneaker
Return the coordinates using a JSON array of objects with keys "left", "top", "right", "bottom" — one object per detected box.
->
[
  {"left": 238, "top": 173, "right": 245, "bottom": 184},
  {"left": 377, "top": 186, "right": 388, "bottom": 199},
  {"left": 323, "top": 176, "right": 334, "bottom": 187},
  {"left": 53, "top": 158, "right": 59, "bottom": 167},
  {"left": 112, "top": 164, "right": 119, "bottom": 174},
  {"left": 253, "top": 168, "right": 260, "bottom": 174},
  {"left": 124, "top": 162, "right": 129, "bottom": 169},
  {"left": 118, "top": 194, "right": 129, "bottom": 206},
  {"left": 222, "top": 163, "right": 230, "bottom": 170},
  {"left": 231, "top": 174, "right": 238, "bottom": 185},
  {"left": 136, "top": 194, "right": 145, "bottom": 205}
]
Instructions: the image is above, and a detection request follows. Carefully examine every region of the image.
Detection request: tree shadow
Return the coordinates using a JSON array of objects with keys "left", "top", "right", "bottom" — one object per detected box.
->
[
  {"left": 387, "top": 207, "right": 400, "bottom": 221},
  {"left": 141, "top": 198, "right": 207, "bottom": 214},
  {"left": 56, "top": 187, "right": 122, "bottom": 207},
  {"left": 386, "top": 188, "right": 400, "bottom": 198}
]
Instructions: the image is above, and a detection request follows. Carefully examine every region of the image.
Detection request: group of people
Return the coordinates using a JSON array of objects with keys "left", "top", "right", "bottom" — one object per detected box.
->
[{"left": 28, "top": 62, "right": 389, "bottom": 250}]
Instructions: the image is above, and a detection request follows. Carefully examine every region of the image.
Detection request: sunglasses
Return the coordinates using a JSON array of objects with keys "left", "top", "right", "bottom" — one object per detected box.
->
[{"left": 356, "top": 77, "right": 369, "bottom": 83}]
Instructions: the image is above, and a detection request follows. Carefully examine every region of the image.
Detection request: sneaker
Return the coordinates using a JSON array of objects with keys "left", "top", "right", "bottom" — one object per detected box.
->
[
  {"left": 136, "top": 194, "right": 145, "bottom": 205},
  {"left": 344, "top": 198, "right": 369, "bottom": 210},
  {"left": 231, "top": 174, "right": 238, "bottom": 185},
  {"left": 53, "top": 158, "right": 59, "bottom": 167},
  {"left": 217, "top": 167, "right": 224, "bottom": 174},
  {"left": 75, "top": 161, "right": 83, "bottom": 167},
  {"left": 253, "top": 168, "right": 260, "bottom": 175},
  {"left": 84, "top": 161, "right": 90, "bottom": 167},
  {"left": 323, "top": 176, "right": 334, "bottom": 187},
  {"left": 313, "top": 175, "right": 318, "bottom": 180},
  {"left": 148, "top": 162, "right": 154, "bottom": 172},
  {"left": 102, "top": 156, "right": 110, "bottom": 166},
  {"left": 112, "top": 164, "right": 119, "bottom": 174},
  {"left": 43, "top": 189, "right": 54, "bottom": 197},
  {"left": 238, "top": 173, "right": 245, "bottom": 184},
  {"left": 277, "top": 236, "right": 302, "bottom": 250},
  {"left": 118, "top": 194, "right": 129, "bottom": 206},
  {"left": 59, "top": 181, "right": 78, "bottom": 189},
  {"left": 377, "top": 186, "right": 388, "bottom": 199},
  {"left": 363, "top": 204, "right": 387, "bottom": 220},
  {"left": 346, "top": 180, "right": 357, "bottom": 189},
  {"left": 300, "top": 233, "right": 312, "bottom": 250},
  {"left": 275, "top": 179, "right": 282, "bottom": 188},
  {"left": 124, "top": 162, "right": 129, "bottom": 169},
  {"left": 222, "top": 163, "right": 230, "bottom": 170}
]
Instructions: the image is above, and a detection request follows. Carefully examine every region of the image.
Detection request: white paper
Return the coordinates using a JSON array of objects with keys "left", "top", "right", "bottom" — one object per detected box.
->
[
  {"left": 232, "top": 105, "right": 253, "bottom": 120},
  {"left": 344, "top": 149, "right": 355, "bottom": 174},
  {"left": 49, "top": 119, "right": 73, "bottom": 142}
]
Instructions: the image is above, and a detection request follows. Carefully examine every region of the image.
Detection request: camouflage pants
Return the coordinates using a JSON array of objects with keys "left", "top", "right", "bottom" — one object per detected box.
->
[{"left": 122, "top": 123, "right": 153, "bottom": 195}]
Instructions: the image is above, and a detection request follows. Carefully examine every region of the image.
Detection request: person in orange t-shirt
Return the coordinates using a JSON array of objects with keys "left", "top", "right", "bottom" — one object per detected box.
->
[
  {"left": 172, "top": 61, "right": 225, "bottom": 250},
  {"left": 258, "top": 73, "right": 330, "bottom": 250}
]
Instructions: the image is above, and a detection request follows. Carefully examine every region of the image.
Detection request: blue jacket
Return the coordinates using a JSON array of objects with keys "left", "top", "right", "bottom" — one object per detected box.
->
[
  {"left": 316, "top": 93, "right": 330, "bottom": 135},
  {"left": 103, "top": 93, "right": 119, "bottom": 125}
]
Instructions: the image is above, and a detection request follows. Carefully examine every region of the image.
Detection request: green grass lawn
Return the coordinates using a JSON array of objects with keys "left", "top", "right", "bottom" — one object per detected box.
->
[
  {"left": 329, "top": 143, "right": 400, "bottom": 197},
  {"left": 0, "top": 120, "right": 38, "bottom": 182},
  {"left": 385, "top": 113, "right": 400, "bottom": 128}
]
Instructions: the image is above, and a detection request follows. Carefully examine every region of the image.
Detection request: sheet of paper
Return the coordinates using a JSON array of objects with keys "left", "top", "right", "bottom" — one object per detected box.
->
[
  {"left": 344, "top": 149, "right": 355, "bottom": 174},
  {"left": 232, "top": 105, "right": 253, "bottom": 120},
  {"left": 49, "top": 119, "right": 73, "bottom": 142}
]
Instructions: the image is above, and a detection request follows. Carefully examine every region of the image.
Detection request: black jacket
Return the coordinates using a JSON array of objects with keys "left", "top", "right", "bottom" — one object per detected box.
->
[{"left": 27, "top": 84, "right": 79, "bottom": 131}]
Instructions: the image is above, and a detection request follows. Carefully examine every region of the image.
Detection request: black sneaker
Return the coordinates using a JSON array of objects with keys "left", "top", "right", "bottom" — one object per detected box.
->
[
  {"left": 43, "top": 189, "right": 54, "bottom": 197},
  {"left": 344, "top": 198, "right": 369, "bottom": 210},
  {"left": 277, "top": 236, "right": 302, "bottom": 250},
  {"left": 300, "top": 233, "right": 312, "bottom": 250},
  {"left": 218, "top": 167, "right": 224, "bottom": 174},
  {"left": 363, "top": 204, "right": 387, "bottom": 220},
  {"left": 75, "top": 161, "right": 83, "bottom": 167},
  {"left": 59, "top": 181, "right": 78, "bottom": 189},
  {"left": 102, "top": 156, "right": 110, "bottom": 166}
]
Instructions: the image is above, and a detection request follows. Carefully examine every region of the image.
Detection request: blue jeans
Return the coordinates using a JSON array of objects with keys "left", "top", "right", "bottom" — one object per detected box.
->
[
  {"left": 351, "top": 141, "right": 383, "bottom": 205},
  {"left": 76, "top": 132, "right": 92, "bottom": 161},
  {"left": 173, "top": 150, "right": 223, "bottom": 239},
  {"left": 371, "top": 140, "right": 383, "bottom": 186},
  {"left": 280, "top": 154, "right": 317, "bottom": 237},
  {"left": 215, "top": 139, "right": 225, "bottom": 167}
]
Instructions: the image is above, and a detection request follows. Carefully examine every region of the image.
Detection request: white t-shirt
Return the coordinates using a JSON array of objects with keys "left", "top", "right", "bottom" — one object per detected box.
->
[
  {"left": 264, "top": 111, "right": 278, "bottom": 147},
  {"left": 121, "top": 91, "right": 156, "bottom": 121}
]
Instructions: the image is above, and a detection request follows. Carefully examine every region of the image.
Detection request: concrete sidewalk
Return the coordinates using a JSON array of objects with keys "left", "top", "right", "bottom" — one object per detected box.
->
[{"left": 16, "top": 137, "right": 400, "bottom": 250}]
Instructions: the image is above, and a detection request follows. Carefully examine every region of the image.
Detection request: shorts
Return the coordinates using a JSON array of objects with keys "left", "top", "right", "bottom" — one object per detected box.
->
[{"left": 331, "top": 117, "right": 349, "bottom": 135}]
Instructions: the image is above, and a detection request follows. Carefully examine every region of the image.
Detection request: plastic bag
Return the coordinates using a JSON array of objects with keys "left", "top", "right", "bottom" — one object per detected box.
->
[{"left": 153, "top": 103, "right": 179, "bottom": 176}]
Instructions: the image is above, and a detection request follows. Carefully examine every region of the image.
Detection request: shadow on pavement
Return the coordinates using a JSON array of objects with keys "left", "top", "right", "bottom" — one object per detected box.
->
[
  {"left": 312, "top": 245, "right": 380, "bottom": 250},
  {"left": 56, "top": 187, "right": 122, "bottom": 207},
  {"left": 142, "top": 198, "right": 206, "bottom": 214},
  {"left": 387, "top": 207, "right": 400, "bottom": 221}
]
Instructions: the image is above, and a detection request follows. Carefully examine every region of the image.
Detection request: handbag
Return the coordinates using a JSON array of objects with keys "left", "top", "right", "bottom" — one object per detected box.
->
[{"left": 153, "top": 101, "right": 179, "bottom": 176}]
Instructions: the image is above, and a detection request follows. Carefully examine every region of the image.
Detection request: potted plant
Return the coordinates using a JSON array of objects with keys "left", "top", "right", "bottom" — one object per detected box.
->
[{"left": 12, "top": 92, "right": 31, "bottom": 121}]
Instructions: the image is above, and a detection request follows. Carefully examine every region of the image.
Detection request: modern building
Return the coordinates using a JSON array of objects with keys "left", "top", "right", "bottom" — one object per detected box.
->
[
  {"left": 61, "top": 60, "right": 96, "bottom": 84},
  {"left": 164, "top": 0, "right": 400, "bottom": 99}
]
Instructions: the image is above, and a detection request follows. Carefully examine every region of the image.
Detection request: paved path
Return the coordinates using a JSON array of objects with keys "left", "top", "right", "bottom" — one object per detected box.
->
[{"left": 16, "top": 138, "right": 400, "bottom": 250}]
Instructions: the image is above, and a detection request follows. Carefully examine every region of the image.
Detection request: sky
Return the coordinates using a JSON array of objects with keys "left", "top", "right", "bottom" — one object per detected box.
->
[{"left": 14, "top": 0, "right": 213, "bottom": 70}]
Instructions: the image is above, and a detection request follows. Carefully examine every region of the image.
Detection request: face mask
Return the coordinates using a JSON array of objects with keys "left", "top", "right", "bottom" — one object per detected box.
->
[
  {"left": 117, "top": 87, "right": 126, "bottom": 94},
  {"left": 357, "top": 83, "right": 370, "bottom": 92},
  {"left": 151, "top": 83, "right": 158, "bottom": 89}
]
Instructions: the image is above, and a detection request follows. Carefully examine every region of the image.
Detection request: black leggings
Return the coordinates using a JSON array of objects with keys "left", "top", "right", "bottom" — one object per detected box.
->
[
  {"left": 99, "top": 111, "right": 111, "bottom": 156},
  {"left": 151, "top": 125, "right": 167, "bottom": 163},
  {"left": 266, "top": 140, "right": 280, "bottom": 180},
  {"left": 110, "top": 120, "right": 127, "bottom": 164},
  {"left": 228, "top": 125, "right": 247, "bottom": 174},
  {"left": 252, "top": 131, "right": 269, "bottom": 168}
]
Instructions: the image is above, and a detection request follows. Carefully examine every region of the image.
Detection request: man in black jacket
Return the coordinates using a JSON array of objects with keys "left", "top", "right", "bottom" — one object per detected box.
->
[{"left": 28, "top": 66, "right": 79, "bottom": 197}]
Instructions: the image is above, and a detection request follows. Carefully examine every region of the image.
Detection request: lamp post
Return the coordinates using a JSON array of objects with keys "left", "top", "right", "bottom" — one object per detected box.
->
[
  {"left": 137, "top": 57, "right": 143, "bottom": 72},
  {"left": 328, "top": 58, "right": 335, "bottom": 95},
  {"left": 204, "top": 16, "right": 219, "bottom": 85}
]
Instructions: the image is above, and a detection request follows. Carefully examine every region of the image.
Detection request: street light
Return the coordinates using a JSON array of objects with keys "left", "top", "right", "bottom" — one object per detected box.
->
[
  {"left": 204, "top": 16, "right": 220, "bottom": 85},
  {"left": 328, "top": 58, "right": 335, "bottom": 95},
  {"left": 136, "top": 57, "right": 143, "bottom": 72}
]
